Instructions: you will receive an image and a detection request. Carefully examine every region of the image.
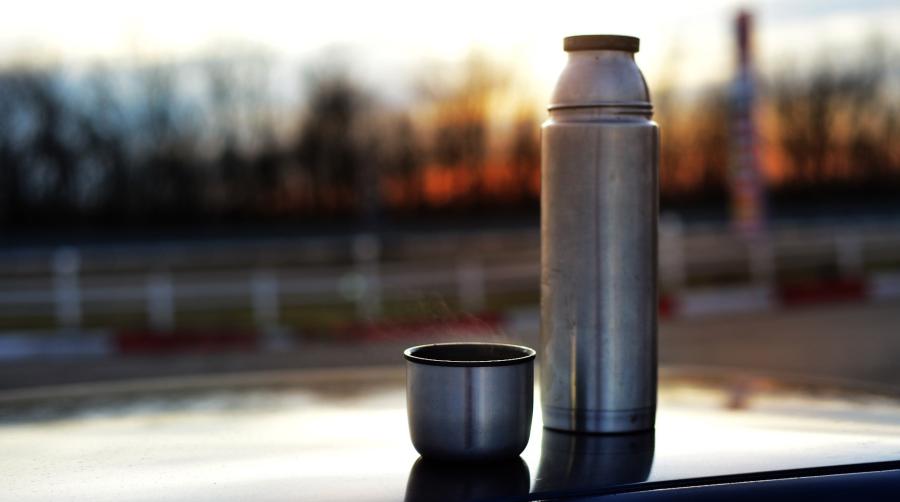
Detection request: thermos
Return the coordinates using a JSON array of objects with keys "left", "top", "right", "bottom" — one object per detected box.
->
[{"left": 540, "top": 35, "right": 658, "bottom": 433}]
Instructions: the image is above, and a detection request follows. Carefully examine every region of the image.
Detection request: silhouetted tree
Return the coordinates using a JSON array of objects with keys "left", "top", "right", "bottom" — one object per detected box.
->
[
  {"left": 132, "top": 64, "right": 203, "bottom": 222},
  {"left": 508, "top": 109, "right": 539, "bottom": 202},
  {"left": 773, "top": 42, "right": 893, "bottom": 185},
  {"left": 293, "top": 69, "right": 372, "bottom": 218},
  {"left": 376, "top": 113, "right": 423, "bottom": 210},
  {"left": 1, "top": 38, "right": 897, "bottom": 231},
  {"left": 692, "top": 90, "right": 730, "bottom": 193},
  {"left": 419, "top": 52, "right": 509, "bottom": 208}
]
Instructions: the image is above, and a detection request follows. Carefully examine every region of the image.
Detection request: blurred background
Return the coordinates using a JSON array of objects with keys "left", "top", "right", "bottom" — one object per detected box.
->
[{"left": 1, "top": 0, "right": 899, "bottom": 391}]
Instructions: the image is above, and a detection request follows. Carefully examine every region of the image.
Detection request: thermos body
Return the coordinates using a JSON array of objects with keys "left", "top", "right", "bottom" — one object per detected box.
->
[{"left": 540, "top": 35, "right": 658, "bottom": 433}]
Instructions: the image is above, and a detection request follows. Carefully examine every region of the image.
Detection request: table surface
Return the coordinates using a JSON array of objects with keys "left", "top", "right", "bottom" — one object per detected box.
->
[{"left": 1, "top": 366, "right": 899, "bottom": 502}]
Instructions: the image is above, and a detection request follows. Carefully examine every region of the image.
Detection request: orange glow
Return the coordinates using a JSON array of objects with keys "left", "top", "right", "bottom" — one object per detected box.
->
[
  {"left": 481, "top": 163, "right": 519, "bottom": 200},
  {"left": 381, "top": 177, "right": 407, "bottom": 207},
  {"left": 422, "top": 164, "right": 466, "bottom": 206},
  {"left": 394, "top": 161, "right": 539, "bottom": 208}
]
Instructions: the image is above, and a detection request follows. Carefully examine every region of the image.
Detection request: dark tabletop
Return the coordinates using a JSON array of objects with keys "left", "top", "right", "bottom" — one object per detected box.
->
[{"left": 1, "top": 366, "right": 899, "bottom": 501}]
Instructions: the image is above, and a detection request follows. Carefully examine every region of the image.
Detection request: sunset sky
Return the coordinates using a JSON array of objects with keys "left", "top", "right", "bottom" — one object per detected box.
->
[{"left": 1, "top": 0, "right": 898, "bottom": 101}]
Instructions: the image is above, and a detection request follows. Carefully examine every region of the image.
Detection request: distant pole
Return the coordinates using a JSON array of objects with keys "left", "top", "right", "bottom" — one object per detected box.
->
[
  {"left": 729, "top": 10, "right": 768, "bottom": 239},
  {"left": 53, "top": 247, "right": 82, "bottom": 329}
]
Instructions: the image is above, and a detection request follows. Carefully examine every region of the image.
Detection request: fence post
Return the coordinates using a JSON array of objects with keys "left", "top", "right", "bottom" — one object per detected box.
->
[
  {"left": 147, "top": 272, "right": 175, "bottom": 331},
  {"left": 53, "top": 247, "right": 81, "bottom": 329},
  {"left": 836, "top": 232, "right": 863, "bottom": 278},
  {"left": 458, "top": 258, "right": 486, "bottom": 313},
  {"left": 748, "top": 237, "right": 775, "bottom": 285},
  {"left": 353, "top": 233, "right": 381, "bottom": 320},
  {"left": 659, "top": 213, "right": 686, "bottom": 292},
  {"left": 252, "top": 270, "right": 280, "bottom": 328}
]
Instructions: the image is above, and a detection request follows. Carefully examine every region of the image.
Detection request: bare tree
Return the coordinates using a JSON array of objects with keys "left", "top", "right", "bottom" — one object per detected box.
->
[
  {"left": 772, "top": 42, "right": 890, "bottom": 185},
  {"left": 419, "top": 51, "right": 509, "bottom": 208},
  {"left": 133, "top": 63, "right": 203, "bottom": 222},
  {"left": 508, "top": 107, "right": 539, "bottom": 202},
  {"left": 293, "top": 68, "right": 372, "bottom": 218}
]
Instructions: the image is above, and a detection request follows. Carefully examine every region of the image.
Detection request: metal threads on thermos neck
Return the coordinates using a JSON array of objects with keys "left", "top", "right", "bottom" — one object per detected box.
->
[{"left": 540, "top": 35, "right": 658, "bottom": 433}]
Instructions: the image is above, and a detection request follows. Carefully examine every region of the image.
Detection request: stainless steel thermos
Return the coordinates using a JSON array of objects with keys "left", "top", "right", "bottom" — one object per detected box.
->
[{"left": 540, "top": 35, "right": 658, "bottom": 433}]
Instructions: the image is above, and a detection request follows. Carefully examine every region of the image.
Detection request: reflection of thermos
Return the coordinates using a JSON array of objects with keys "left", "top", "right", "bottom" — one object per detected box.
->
[
  {"left": 404, "top": 457, "right": 530, "bottom": 502},
  {"left": 541, "top": 35, "right": 658, "bottom": 433},
  {"left": 534, "top": 429, "right": 654, "bottom": 493}
]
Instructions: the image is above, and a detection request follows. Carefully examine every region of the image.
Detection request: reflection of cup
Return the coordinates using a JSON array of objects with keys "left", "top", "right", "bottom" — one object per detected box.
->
[
  {"left": 404, "top": 456, "right": 530, "bottom": 502},
  {"left": 404, "top": 343, "right": 535, "bottom": 461},
  {"left": 533, "top": 429, "right": 655, "bottom": 493}
]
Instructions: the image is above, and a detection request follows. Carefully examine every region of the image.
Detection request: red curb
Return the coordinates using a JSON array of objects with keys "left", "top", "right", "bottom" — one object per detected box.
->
[
  {"left": 777, "top": 278, "right": 867, "bottom": 307},
  {"left": 116, "top": 330, "right": 259, "bottom": 355},
  {"left": 659, "top": 295, "right": 677, "bottom": 319}
]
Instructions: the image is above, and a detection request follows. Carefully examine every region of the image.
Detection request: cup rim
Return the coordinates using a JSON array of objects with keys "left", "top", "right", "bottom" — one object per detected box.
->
[{"left": 404, "top": 342, "right": 536, "bottom": 367}]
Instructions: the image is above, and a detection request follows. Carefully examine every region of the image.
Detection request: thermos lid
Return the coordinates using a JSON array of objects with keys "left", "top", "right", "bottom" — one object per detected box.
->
[
  {"left": 550, "top": 34, "right": 650, "bottom": 112},
  {"left": 564, "top": 35, "right": 640, "bottom": 53}
]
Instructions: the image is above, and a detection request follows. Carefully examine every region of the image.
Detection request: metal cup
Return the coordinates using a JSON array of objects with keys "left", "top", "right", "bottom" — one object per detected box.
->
[{"left": 404, "top": 342, "right": 536, "bottom": 461}]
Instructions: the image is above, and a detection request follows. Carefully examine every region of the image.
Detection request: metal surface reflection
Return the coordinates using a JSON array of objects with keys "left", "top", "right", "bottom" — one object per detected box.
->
[
  {"left": 405, "top": 343, "right": 535, "bottom": 461},
  {"left": 541, "top": 35, "right": 658, "bottom": 434},
  {"left": 533, "top": 428, "right": 655, "bottom": 494},
  {"left": 404, "top": 456, "right": 530, "bottom": 502}
]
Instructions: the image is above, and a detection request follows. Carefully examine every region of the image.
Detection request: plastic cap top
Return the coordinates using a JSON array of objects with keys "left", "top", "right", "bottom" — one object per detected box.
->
[{"left": 564, "top": 35, "right": 640, "bottom": 53}]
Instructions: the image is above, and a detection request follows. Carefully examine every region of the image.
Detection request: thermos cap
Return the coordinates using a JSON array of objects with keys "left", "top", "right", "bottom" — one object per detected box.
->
[
  {"left": 564, "top": 35, "right": 640, "bottom": 53},
  {"left": 550, "top": 34, "right": 650, "bottom": 112}
]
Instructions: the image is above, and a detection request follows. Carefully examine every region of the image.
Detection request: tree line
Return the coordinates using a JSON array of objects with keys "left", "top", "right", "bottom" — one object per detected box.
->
[{"left": 0, "top": 43, "right": 898, "bottom": 230}]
